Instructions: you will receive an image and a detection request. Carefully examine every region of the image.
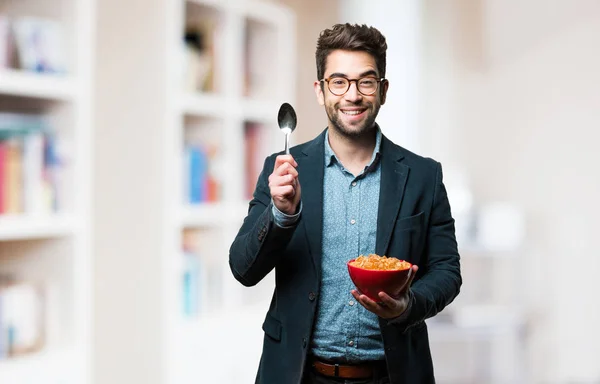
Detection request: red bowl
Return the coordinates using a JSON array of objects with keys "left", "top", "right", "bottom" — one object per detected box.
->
[{"left": 347, "top": 258, "right": 413, "bottom": 301}]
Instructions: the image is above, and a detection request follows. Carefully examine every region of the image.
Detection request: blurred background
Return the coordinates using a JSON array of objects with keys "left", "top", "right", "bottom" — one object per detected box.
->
[{"left": 0, "top": 0, "right": 599, "bottom": 383}]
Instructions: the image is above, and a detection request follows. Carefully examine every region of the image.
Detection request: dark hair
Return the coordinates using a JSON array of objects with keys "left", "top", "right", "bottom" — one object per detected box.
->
[{"left": 315, "top": 23, "right": 387, "bottom": 81}]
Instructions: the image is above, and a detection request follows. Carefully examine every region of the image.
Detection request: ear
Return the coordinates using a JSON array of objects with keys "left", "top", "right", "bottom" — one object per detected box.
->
[
  {"left": 380, "top": 79, "right": 389, "bottom": 105},
  {"left": 314, "top": 80, "right": 325, "bottom": 106}
]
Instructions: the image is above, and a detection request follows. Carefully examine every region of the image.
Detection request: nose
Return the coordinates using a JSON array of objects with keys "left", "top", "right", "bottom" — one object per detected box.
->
[{"left": 344, "top": 81, "right": 363, "bottom": 102}]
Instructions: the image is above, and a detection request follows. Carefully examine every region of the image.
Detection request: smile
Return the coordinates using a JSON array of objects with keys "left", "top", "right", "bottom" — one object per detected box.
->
[{"left": 341, "top": 109, "right": 366, "bottom": 116}]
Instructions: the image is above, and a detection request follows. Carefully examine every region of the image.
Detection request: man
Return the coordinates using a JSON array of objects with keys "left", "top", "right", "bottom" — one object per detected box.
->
[{"left": 229, "top": 23, "right": 461, "bottom": 384}]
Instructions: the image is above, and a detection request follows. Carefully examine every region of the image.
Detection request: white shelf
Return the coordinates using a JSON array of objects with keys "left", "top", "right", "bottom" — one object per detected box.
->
[
  {"left": 179, "top": 93, "right": 227, "bottom": 117},
  {"left": 170, "top": 303, "right": 267, "bottom": 384},
  {"left": 186, "top": 0, "right": 224, "bottom": 10},
  {"left": 0, "top": 214, "right": 77, "bottom": 241},
  {"left": 176, "top": 301, "right": 266, "bottom": 336},
  {"left": 241, "top": 98, "right": 283, "bottom": 122},
  {"left": 242, "top": 0, "right": 295, "bottom": 25},
  {"left": 180, "top": 201, "right": 248, "bottom": 228},
  {"left": 0, "top": 69, "right": 78, "bottom": 101},
  {"left": 0, "top": 347, "right": 81, "bottom": 384},
  {"left": 179, "top": 93, "right": 283, "bottom": 122}
]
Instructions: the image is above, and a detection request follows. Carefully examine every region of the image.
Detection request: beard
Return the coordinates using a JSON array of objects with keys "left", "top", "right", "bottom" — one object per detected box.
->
[{"left": 325, "top": 100, "right": 380, "bottom": 139}]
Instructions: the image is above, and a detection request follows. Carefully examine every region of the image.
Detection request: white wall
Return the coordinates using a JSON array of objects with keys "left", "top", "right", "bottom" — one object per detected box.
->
[{"left": 422, "top": 0, "right": 600, "bottom": 382}]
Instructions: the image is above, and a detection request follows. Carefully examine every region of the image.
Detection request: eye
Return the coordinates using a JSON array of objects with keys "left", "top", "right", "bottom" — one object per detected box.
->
[
  {"left": 331, "top": 78, "right": 347, "bottom": 86},
  {"left": 359, "top": 78, "right": 376, "bottom": 86}
]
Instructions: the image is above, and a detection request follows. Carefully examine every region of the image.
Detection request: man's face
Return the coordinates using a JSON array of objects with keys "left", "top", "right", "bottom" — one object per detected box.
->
[{"left": 314, "top": 50, "right": 388, "bottom": 138}]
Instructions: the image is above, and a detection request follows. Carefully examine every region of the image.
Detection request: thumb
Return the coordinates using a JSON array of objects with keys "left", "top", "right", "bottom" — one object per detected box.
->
[{"left": 403, "top": 265, "right": 418, "bottom": 290}]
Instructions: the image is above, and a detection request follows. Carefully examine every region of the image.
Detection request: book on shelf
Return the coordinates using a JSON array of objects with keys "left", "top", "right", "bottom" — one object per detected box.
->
[
  {"left": 0, "top": 15, "right": 66, "bottom": 73},
  {"left": 183, "top": 18, "right": 217, "bottom": 93},
  {"left": 0, "top": 113, "right": 62, "bottom": 215},
  {"left": 183, "top": 143, "right": 220, "bottom": 205},
  {"left": 181, "top": 228, "right": 222, "bottom": 317},
  {"left": 0, "top": 277, "right": 46, "bottom": 359},
  {"left": 182, "top": 230, "right": 201, "bottom": 317}
]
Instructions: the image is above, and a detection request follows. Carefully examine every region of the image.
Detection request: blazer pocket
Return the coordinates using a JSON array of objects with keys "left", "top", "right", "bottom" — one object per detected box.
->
[
  {"left": 388, "top": 212, "right": 425, "bottom": 263},
  {"left": 395, "top": 211, "right": 424, "bottom": 232},
  {"left": 262, "top": 313, "right": 282, "bottom": 342}
]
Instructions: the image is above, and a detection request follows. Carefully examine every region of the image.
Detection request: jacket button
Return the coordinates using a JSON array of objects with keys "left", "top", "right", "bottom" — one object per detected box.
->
[
  {"left": 258, "top": 227, "right": 267, "bottom": 241},
  {"left": 308, "top": 292, "right": 316, "bottom": 301},
  {"left": 302, "top": 338, "right": 307, "bottom": 348}
]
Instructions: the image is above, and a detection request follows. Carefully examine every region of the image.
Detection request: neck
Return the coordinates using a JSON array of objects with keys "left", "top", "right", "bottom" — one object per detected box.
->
[{"left": 327, "top": 126, "right": 377, "bottom": 175}]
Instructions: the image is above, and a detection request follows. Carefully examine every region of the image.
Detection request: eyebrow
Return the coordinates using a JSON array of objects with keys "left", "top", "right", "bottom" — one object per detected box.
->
[{"left": 327, "top": 70, "right": 379, "bottom": 79}]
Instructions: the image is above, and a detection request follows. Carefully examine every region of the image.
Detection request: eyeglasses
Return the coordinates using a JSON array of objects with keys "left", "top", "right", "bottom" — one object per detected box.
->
[{"left": 319, "top": 76, "right": 386, "bottom": 96}]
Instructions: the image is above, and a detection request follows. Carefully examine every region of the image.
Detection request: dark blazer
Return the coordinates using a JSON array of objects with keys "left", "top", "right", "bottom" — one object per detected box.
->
[{"left": 229, "top": 129, "right": 462, "bottom": 384}]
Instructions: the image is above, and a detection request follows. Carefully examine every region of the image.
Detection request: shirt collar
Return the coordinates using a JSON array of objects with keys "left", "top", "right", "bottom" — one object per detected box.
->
[{"left": 324, "top": 125, "right": 383, "bottom": 170}]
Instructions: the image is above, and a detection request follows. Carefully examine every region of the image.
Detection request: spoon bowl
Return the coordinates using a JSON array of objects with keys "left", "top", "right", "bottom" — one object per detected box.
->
[{"left": 277, "top": 102, "right": 297, "bottom": 154}]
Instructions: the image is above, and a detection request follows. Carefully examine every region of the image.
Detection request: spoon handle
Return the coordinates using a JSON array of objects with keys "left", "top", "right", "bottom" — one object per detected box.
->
[{"left": 285, "top": 133, "right": 290, "bottom": 155}]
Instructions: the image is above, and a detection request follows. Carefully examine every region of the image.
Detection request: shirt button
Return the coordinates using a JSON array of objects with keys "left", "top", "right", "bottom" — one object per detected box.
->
[
  {"left": 308, "top": 292, "right": 316, "bottom": 301},
  {"left": 302, "top": 338, "right": 307, "bottom": 348},
  {"left": 350, "top": 219, "right": 356, "bottom": 225},
  {"left": 351, "top": 181, "right": 357, "bottom": 187},
  {"left": 349, "top": 300, "right": 355, "bottom": 306},
  {"left": 348, "top": 340, "right": 354, "bottom": 346}
]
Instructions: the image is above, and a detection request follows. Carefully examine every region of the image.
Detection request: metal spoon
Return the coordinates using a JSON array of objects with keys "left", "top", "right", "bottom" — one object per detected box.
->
[{"left": 277, "top": 102, "right": 297, "bottom": 154}]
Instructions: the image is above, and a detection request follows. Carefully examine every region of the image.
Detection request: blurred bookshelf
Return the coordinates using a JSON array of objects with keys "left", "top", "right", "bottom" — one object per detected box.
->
[
  {"left": 0, "top": 0, "right": 93, "bottom": 383},
  {"left": 163, "top": 0, "right": 296, "bottom": 382}
]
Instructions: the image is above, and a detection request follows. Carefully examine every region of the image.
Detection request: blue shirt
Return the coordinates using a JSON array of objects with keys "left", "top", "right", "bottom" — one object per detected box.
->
[{"left": 273, "top": 127, "right": 385, "bottom": 362}]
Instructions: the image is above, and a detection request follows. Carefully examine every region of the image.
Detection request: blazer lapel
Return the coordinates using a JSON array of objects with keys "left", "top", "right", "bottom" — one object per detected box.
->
[
  {"left": 298, "top": 130, "right": 326, "bottom": 279},
  {"left": 376, "top": 135, "right": 409, "bottom": 256}
]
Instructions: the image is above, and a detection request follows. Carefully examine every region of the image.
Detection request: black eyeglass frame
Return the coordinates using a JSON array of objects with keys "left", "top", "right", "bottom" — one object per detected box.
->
[{"left": 319, "top": 77, "right": 387, "bottom": 96}]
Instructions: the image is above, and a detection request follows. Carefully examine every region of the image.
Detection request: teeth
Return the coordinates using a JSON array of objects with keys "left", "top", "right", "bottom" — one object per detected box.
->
[{"left": 342, "top": 110, "right": 363, "bottom": 115}]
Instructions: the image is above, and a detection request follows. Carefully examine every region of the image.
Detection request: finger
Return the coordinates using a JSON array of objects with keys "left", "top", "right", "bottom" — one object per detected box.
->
[
  {"left": 274, "top": 155, "right": 298, "bottom": 171},
  {"left": 269, "top": 173, "right": 296, "bottom": 188},
  {"left": 274, "top": 154, "right": 297, "bottom": 168},
  {"left": 353, "top": 291, "right": 384, "bottom": 313},
  {"left": 351, "top": 290, "right": 374, "bottom": 307},
  {"left": 377, "top": 292, "right": 401, "bottom": 310},
  {"left": 274, "top": 162, "right": 299, "bottom": 178},
  {"left": 271, "top": 163, "right": 298, "bottom": 184},
  {"left": 402, "top": 265, "right": 419, "bottom": 291},
  {"left": 271, "top": 185, "right": 296, "bottom": 198}
]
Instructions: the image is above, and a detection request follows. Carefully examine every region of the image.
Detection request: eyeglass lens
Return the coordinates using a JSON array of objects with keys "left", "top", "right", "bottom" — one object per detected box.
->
[{"left": 327, "top": 77, "right": 379, "bottom": 95}]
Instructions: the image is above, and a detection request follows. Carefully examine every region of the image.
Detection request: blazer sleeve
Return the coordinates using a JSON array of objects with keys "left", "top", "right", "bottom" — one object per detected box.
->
[
  {"left": 228, "top": 155, "right": 300, "bottom": 287},
  {"left": 387, "top": 162, "right": 462, "bottom": 331}
]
